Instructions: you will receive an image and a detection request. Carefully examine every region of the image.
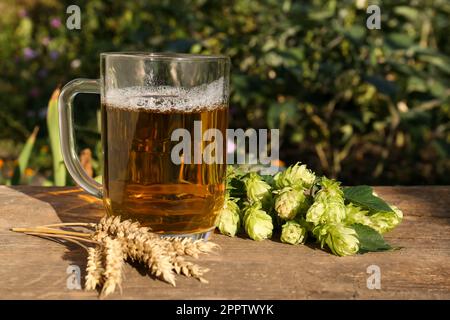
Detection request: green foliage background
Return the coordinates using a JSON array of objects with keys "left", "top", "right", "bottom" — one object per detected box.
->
[{"left": 0, "top": 0, "right": 449, "bottom": 185}]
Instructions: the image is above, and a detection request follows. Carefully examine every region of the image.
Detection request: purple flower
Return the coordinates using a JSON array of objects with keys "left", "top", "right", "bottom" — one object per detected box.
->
[
  {"left": 50, "top": 18, "right": 62, "bottom": 28},
  {"left": 23, "top": 47, "right": 37, "bottom": 60},
  {"left": 49, "top": 50, "right": 59, "bottom": 60}
]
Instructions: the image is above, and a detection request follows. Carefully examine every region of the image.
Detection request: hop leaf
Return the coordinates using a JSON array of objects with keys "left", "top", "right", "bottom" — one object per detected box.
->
[
  {"left": 306, "top": 177, "right": 346, "bottom": 225},
  {"left": 226, "top": 166, "right": 246, "bottom": 198},
  {"left": 313, "top": 223, "right": 359, "bottom": 256},
  {"left": 274, "top": 187, "right": 310, "bottom": 220},
  {"left": 216, "top": 197, "right": 241, "bottom": 237},
  {"left": 243, "top": 202, "right": 273, "bottom": 241},
  {"left": 244, "top": 172, "right": 272, "bottom": 208},
  {"left": 280, "top": 218, "right": 309, "bottom": 245},
  {"left": 273, "top": 162, "right": 316, "bottom": 189}
]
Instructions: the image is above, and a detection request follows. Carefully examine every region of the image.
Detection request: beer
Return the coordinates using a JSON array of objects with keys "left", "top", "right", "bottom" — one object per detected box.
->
[{"left": 101, "top": 81, "right": 228, "bottom": 234}]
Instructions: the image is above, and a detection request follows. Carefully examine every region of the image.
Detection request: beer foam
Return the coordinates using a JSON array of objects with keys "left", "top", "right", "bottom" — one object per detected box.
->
[{"left": 105, "top": 77, "right": 226, "bottom": 112}]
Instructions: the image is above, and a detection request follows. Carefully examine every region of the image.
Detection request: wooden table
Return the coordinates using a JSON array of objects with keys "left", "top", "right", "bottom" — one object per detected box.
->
[{"left": 0, "top": 185, "right": 449, "bottom": 299}]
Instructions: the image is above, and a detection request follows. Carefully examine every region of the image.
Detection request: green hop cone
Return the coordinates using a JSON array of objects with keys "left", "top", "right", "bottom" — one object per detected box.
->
[
  {"left": 344, "top": 203, "right": 403, "bottom": 234},
  {"left": 344, "top": 203, "right": 372, "bottom": 226},
  {"left": 244, "top": 172, "right": 272, "bottom": 208},
  {"left": 216, "top": 197, "right": 241, "bottom": 237},
  {"left": 369, "top": 205, "right": 403, "bottom": 234},
  {"left": 306, "top": 177, "right": 346, "bottom": 226},
  {"left": 313, "top": 223, "right": 359, "bottom": 257},
  {"left": 243, "top": 202, "right": 273, "bottom": 241},
  {"left": 274, "top": 187, "right": 310, "bottom": 220},
  {"left": 274, "top": 162, "right": 316, "bottom": 189},
  {"left": 280, "top": 218, "right": 308, "bottom": 245}
]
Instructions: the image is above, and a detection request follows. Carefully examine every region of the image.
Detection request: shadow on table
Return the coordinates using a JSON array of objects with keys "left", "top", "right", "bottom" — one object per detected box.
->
[
  {"left": 8, "top": 186, "right": 106, "bottom": 289},
  {"left": 233, "top": 230, "right": 324, "bottom": 253}
]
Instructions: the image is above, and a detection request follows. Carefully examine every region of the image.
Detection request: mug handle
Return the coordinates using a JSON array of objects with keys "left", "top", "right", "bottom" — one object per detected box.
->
[{"left": 58, "top": 79, "right": 103, "bottom": 199}]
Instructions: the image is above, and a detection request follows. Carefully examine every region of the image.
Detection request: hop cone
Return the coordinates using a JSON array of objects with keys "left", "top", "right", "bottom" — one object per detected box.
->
[
  {"left": 345, "top": 203, "right": 403, "bottom": 234},
  {"left": 243, "top": 203, "right": 273, "bottom": 241},
  {"left": 274, "top": 187, "right": 310, "bottom": 220},
  {"left": 244, "top": 172, "right": 272, "bottom": 208},
  {"left": 306, "top": 177, "right": 346, "bottom": 226},
  {"left": 313, "top": 223, "right": 359, "bottom": 257},
  {"left": 216, "top": 197, "right": 241, "bottom": 237},
  {"left": 344, "top": 203, "right": 372, "bottom": 226},
  {"left": 274, "top": 162, "right": 316, "bottom": 189},
  {"left": 369, "top": 205, "right": 403, "bottom": 234},
  {"left": 280, "top": 218, "right": 309, "bottom": 245}
]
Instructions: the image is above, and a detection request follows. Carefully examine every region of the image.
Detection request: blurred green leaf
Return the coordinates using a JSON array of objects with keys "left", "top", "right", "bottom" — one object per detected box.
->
[
  {"left": 394, "top": 6, "right": 419, "bottom": 20},
  {"left": 47, "top": 88, "right": 66, "bottom": 186},
  {"left": 11, "top": 126, "right": 39, "bottom": 185},
  {"left": 267, "top": 101, "right": 298, "bottom": 132}
]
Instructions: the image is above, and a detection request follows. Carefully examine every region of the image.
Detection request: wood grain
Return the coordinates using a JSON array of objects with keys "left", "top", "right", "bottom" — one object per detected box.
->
[{"left": 0, "top": 185, "right": 449, "bottom": 299}]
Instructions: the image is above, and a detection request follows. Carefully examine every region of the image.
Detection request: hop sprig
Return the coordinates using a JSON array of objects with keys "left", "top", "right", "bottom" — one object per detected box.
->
[{"left": 214, "top": 163, "right": 404, "bottom": 258}]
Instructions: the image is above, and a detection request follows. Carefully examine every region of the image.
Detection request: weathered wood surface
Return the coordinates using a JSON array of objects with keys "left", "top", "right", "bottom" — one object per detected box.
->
[{"left": 0, "top": 185, "right": 449, "bottom": 300}]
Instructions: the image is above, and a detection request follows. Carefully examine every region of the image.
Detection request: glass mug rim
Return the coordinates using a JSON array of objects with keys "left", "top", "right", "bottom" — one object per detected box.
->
[{"left": 100, "top": 51, "right": 230, "bottom": 62}]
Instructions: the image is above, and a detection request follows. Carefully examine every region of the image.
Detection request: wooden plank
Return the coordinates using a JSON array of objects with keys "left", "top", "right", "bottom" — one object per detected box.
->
[{"left": 0, "top": 185, "right": 449, "bottom": 299}]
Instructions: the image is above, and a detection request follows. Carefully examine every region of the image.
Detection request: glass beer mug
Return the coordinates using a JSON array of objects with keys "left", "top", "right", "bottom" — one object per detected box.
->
[{"left": 59, "top": 53, "right": 230, "bottom": 239}]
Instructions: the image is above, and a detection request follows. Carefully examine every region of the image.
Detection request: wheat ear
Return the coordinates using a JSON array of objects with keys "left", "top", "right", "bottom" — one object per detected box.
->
[
  {"left": 101, "top": 237, "right": 125, "bottom": 297},
  {"left": 122, "top": 234, "right": 176, "bottom": 286},
  {"left": 171, "top": 255, "right": 210, "bottom": 283},
  {"left": 85, "top": 246, "right": 104, "bottom": 291}
]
